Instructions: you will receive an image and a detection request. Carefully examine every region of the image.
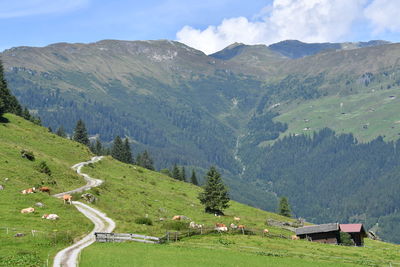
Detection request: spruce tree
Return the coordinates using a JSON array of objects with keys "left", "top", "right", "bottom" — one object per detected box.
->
[
  {"left": 95, "top": 138, "right": 103, "bottom": 155},
  {"left": 56, "top": 126, "right": 67, "bottom": 138},
  {"left": 190, "top": 169, "right": 199, "bottom": 185},
  {"left": 73, "top": 119, "right": 89, "bottom": 146},
  {"left": 137, "top": 150, "right": 154, "bottom": 170},
  {"left": 122, "top": 138, "right": 133, "bottom": 164},
  {"left": 180, "top": 166, "right": 186, "bottom": 182},
  {"left": 198, "top": 166, "right": 230, "bottom": 214},
  {"left": 111, "top": 136, "right": 124, "bottom": 162},
  {"left": 0, "top": 60, "right": 22, "bottom": 116},
  {"left": 172, "top": 164, "right": 181, "bottom": 180},
  {"left": 278, "top": 197, "right": 291, "bottom": 217}
]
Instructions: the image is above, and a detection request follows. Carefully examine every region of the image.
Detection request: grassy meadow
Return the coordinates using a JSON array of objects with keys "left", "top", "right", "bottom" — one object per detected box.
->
[
  {"left": 0, "top": 114, "right": 93, "bottom": 266},
  {"left": 80, "top": 236, "right": 400, "bottom": 267},
  {"left": 275, "top": 88, "right": 400, "bottom": 143}
]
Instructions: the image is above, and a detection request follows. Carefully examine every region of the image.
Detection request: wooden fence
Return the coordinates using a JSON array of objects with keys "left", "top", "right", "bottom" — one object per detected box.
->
[
  {"left": 94, "top": 232, "right": 161, "bottom": 244},
  {"left": 95, "top": 227, "right": 291, "bottom": 245}
]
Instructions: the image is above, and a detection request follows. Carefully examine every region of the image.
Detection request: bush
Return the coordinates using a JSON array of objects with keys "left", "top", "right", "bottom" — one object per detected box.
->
[
  {"left": 36, "top": 161, "right": 52, "bottom": 176},
  {"left": 162, "top": 221, "right": 188, "bottom": 231},
  {"left": 21, "top": 150, "right": 35, "bottom": 161},
  {"left": 134, "top": 217, "right": 153, "bottom": 226},
  {"left": 339, "top": 232, "right": 354, "bottom": 246}
]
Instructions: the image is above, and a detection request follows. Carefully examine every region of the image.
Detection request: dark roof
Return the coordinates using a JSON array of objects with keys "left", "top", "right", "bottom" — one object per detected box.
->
[{"left": 295, "top": 223, "right": 339, "bottom": 235}]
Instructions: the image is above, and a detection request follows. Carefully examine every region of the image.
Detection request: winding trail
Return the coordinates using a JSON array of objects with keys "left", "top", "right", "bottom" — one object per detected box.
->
[{"left": 52, "top": 156, "right": 116, "bottom": 267}]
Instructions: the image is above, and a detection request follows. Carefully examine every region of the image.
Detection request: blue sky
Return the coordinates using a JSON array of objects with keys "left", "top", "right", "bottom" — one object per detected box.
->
[{"left": 1, "top": 0, "right": 400, "bottom": 54}]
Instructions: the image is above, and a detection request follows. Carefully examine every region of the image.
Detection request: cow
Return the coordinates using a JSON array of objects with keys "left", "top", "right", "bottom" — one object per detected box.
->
[
  {"left": 238, "top": 225, "right": 245, "bottom": 229},
  {"left": 234, "top": 217, "right": 241, "bottom": 222},
  {"left": 291, "top": 235, "right": 300, "bottom": 240},
  {"left": 215, "top": 223, "right": 228, "bottom": 232},
  {"left": 63, "top": 194, "right": 72, "bottom": 204},
  {"left": 42, "top": 214, "right": 59, "bottom": 220},
  {"left": 39, "top": 187, "right": 50, "bottom": 194},
  {"left": 21, "top": 187, "right": 36, "bottom": 194},
  {"left": 263, "top": 229, "right": 269, "bottom": 235},
  {"left": 172, "top": 215, "right": 181, "bottom": 221},
  {"left": 21, "top": 207, "right": 35, "bottom": 213},
  {"left": 189, "top": 222, "right": 203, "bottom": 229},
  {"left": 230, "top": 223, "right": 238, "bottom": 229}
]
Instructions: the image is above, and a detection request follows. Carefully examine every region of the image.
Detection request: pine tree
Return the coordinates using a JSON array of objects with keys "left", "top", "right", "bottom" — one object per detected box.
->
[
  {"left": 180, "top": 166, "right": 186, "bottom": 182},
  {"left": 198, "top": 166, "right": 230, "bottom": 214},
  {"left": 22, "top": 107, "right": 31, "bottom": 120},
  {"left": 0, "top": 98, "right": 5, "bottom": 117},
  {"left": 172, "top": 164, "right": 181, "bottom": 180},
  {"left": 190, "top": 169, "right": 199, "bottom": 185},
  {"left": 278, "top": 197, "right": 291, "bottom": 217},
  {"left": 56, "top": 126, "right": 67, "bottom": 138},
  {"left": 73, "top": 119, "right": 89, "bottom": 146},
  {"left": 122, "top": 138, "right": 133, "bottom": 164},
  {"left": 0, "top": 60, "right": 22, "bottom": 116},
  {"left": 111, "top": 136, "right": 124, "bottom": 162},
  {"left": 137, "top": 150, "right": 154, "bottom": 170},
  {"left": 95, "top": 138, "right": 103, "bottom": 155}
]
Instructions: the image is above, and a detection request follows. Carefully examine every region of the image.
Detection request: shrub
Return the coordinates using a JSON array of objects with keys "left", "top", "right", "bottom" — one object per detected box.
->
[
  {"left": 21, "top": 150, "right": 35, "bottom": 161},
  {"left": 339, "top": 232, "right": 354, "bottom": 246},
  {"left": 36, "top": 161, "right": 52, "bottom": 176},
  {"left": 162, "top": 221, "right": 188, "bottom": 231},
  {"left": 134, "top": 217, "right": 153, "bottom": 226}
]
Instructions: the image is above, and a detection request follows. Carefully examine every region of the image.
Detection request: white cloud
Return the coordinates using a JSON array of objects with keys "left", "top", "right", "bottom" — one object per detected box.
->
[
  {"left": 364, "top": 0, "right": 400, "bottom": 33},
  {"left": 0, "top": 0, "right": 90, "bottom": 19},
  {"left": 176, "top": 0, "right": 368, "bottom": 54}
]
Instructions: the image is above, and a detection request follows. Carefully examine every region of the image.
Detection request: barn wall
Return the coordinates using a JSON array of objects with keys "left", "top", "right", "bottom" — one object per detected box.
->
[{"left": 299, "top": 231, "right": 339, "bottom": 244}]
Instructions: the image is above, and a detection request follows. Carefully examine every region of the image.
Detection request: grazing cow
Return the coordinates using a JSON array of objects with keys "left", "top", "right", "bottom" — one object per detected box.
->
[
  {"left": 263, "top": 229, "right": 269, "bottom": 235},
  {"left": 189, "top": 222, "right": 203, "bottom": 229},
  {"left": 21, "top": 207, "right": 35, "bottom": 213},
  {"left": 215, "top": 223, "right": 228, "bottom": 232},
  {"left": 172, "top": 215, "right": 181, "bottom": 221},
  {"left": 238, "top": 225, "right": 245, "bottom": 229},
  {"left": 21, "top": 187, "right": 36, "bottom": 194},
  {"left": 63, "top": 194, "right": 72, "bottom": 204},
  {"left": 42, "top": 214, "right": 59, "bottom": 220},
  {"left": 39, "top": 187, "right": 50, "bottom": 194},
  {"left": 230, "top": 223, "right": 238, "bottom": 229},
  {"left": 0, "top": 185, "right": 4, "bottom": 190},
  {"left": 234, "top": 217, "right": 240, "bottom": 222},
  {"left": 291, "top": 235, "right": 300, "bottom": 240}
]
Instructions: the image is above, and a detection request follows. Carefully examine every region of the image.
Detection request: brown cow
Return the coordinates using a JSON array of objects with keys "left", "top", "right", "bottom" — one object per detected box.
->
[
  {"left": 238, "top": 225, "right": 245, "bottom": 229},
  {"left": 172, "top": 215, "right": 181, "bottom": 221},
  {"left": 39, "top": 187, "right": 50, "bottom": 194},
  {"left": 215, "top": 223, "right": 228, "bottom": 232},
  {"left": 63, "top": 194, "right": 72, "bottom": 204},
  {"left": 233, "top": 217, "right": 241, "bottom": 222},
  {"left": 21, "top": 207, "right": 35, "bottom": 213},
  {"left": 21, "top": 187, "right": 36, "bottom": 194}
]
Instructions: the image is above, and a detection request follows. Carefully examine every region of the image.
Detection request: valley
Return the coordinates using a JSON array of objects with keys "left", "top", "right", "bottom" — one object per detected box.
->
[{"left": 2, "top": 39, "right": 400, "bottom": 244}]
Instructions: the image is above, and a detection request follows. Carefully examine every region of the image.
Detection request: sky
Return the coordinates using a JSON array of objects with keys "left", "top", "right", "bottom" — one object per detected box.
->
[{"left": 1, "top": 0, "right": 400, "bottom": 54}]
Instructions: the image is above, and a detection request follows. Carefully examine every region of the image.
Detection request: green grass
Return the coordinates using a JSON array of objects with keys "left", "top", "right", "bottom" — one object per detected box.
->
[
  {"left": 0, "top": 114, "right": 93, "bottom": 266},
  {"left": 274, "top": 88, "right": 400, "bottom": 143},
  {"left": 80, "top": 234, "right": 400, "bottom": 267},
  {"left": 80, "top": 156, "right": 296, "bottom": 237}
]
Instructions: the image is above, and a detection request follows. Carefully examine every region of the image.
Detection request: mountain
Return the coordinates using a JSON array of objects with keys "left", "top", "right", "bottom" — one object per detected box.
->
[
  {"left": 268, "top": 39, "right": 390, "bottom": 59},
  {"left": 2, "top": 39, "right": 400, "bottom": 243},
  {"left": 3, "top": 113, "right": 400, "bottom": 266}
]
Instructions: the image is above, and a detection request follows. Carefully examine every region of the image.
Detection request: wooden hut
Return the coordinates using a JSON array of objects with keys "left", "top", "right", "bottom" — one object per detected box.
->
[
  {"left": 339, "top": 224, "right": 367, "bottom": 246},
  {"left": 295, "top": 223, "right": 340, "bottom": 244}
]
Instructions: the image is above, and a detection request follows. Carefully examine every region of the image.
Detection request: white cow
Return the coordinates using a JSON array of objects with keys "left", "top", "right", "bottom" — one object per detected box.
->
[{"left": 42, "top": 214, "right": 59, "bottom": 220}]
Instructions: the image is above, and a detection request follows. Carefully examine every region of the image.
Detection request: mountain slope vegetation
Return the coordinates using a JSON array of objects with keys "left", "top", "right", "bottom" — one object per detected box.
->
[{"left": 2, "top": 39, "right": 400, "bottom": 243}]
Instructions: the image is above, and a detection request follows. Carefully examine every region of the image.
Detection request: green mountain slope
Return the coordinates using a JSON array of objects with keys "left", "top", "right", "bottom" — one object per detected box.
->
[
  {"left": 0, "top": 114, "right": 93, "bottom": 265},
  {"left": 3, "top": 39, "right": 400, "bottom": 244}
]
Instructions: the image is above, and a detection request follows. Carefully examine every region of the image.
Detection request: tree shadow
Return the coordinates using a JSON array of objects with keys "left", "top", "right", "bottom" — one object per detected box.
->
[{"left": 0, "top": 116, "right": 10, "bottom": 123}]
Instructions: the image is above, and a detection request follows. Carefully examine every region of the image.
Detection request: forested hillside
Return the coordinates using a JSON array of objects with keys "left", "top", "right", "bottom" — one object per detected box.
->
[{"left": 2, "top": 39, "right": 400, "bottom": 243}]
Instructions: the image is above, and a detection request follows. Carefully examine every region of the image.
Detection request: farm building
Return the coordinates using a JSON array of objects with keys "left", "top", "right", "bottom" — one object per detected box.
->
[
  {"left": 295, "top": 223, "right": 367, "bottom": 246},
  {"left": 295, "top": 223, "right": 340, "bottom": 244},
  {"left": 339, "top": 224, "right": 367, "bottom": 246}
]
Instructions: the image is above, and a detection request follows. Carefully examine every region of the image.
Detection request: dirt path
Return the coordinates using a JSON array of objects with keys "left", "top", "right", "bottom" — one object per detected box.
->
[{"left": 53, "top": 156, "right": 116, "bottom": 267}]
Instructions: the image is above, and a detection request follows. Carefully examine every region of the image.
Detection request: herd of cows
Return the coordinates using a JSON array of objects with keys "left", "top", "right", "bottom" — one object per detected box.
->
[{"left": 19, "top": 186, "right": 72, "bottom": 220}]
